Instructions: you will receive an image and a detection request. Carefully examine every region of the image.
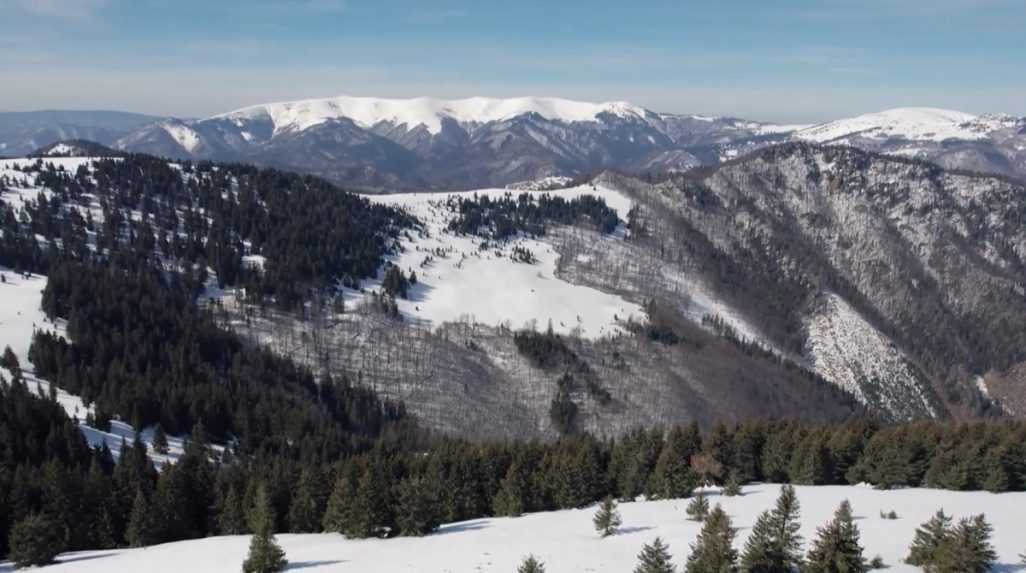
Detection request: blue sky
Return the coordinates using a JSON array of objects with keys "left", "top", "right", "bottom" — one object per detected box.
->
[{"left": 2, "top": 0, "right": 1024, "bottom": 122}]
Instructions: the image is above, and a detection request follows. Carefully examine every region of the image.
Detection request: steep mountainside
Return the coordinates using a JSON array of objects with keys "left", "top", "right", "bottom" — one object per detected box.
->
[
  {"left": 615, "top": 143, "right": 1026, "bottom": 418},
  {"left": 3, "top": 144, "right": 1024, "bottom": 441}
]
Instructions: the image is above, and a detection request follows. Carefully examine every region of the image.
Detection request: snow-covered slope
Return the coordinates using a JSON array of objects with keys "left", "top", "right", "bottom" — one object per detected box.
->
[
  {"left": 361, "top": 184, "right": 643, "bottom": 339},
  {"left": 796, "top": 107, "right": 1012, "bottom": 143},
  {"left": 216, "top": 95, "right": 650, "bottom": 136},
  {"left": 10, "top": 484, "right": 1024, "bottom": 573},
  {"left": 804, "top": 294, "right": 937, "bottom": 420}
]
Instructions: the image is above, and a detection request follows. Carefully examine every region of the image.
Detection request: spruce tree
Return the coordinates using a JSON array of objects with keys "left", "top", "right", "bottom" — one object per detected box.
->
[
  {"left": 635, "top": 537, "right": 677, "bottom": 573},
  {"left": 593, "top": 495, "right": 622, "bottom": 538},
  {"left": 396, "top": 476, "right": 441, "bottom": 536},
  {"left": 493, "top": 459, "right": 528, "bottom": 517},
  {"left": 322, "top": 465, "right": 358, "bottom": 534},
  {"left": 347, "top": 460, "right": 394, "bottom": 538},
  {"left": 219, "top": 483, "right": 248, "bottom": 534},
  {"left": 518, "top": 555, "right": 547, "bottom": 573},
  {"left": 934, "top": 515, "right": 996, "bottom": 573},
  {"left": 906, "top": 509, "right": 952, "bottom": 566},
  {"left": 288, "top": 468, "right": 322, "bottom": 533},
  {"left": 242, "top": 484, "right": 287, "bottom": 573},
  {"left": 652, "top": 424, "right": 701, "bottom": 499},
  {"left": 722, "top": 473, "right": 742, "bottom": 497},
  {"left": 8, "top": 513, "right": 62, "bottom": 568},
  {"left": 126, "top": 488, "right": 155, "bottom": 547},
  {"left": 686, "top": 505, "right": 739, "bottom": 573},
  {"left": 687, "top": 493, "right": 711, "bottom": 522},
  {"left": 152, "top": 424, "right": 169, "bottom": 455},
  {"left": 805, "top": 500, "right": 866, "bottom": 573},
  {"left": 740, "top": 485, "right": 803, "bottom": 573}
]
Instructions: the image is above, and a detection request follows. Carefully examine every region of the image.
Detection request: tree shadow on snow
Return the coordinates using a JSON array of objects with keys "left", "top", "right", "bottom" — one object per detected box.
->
[
  {"left": 617, "top": 526, "right": 655, "bottom": 536},
  {"left": 993, "top": 564, "right": 1026, "bottom": 573},
  {"left": 435, "top": 520, "right": 490, "bottom": 535},
  {"left": 287, "top": 560, "right": 345, "bottom": 571},
  {"left": 57, "top": 552, "right": 119, "bottom": 565},
  {"left": 0, "top": 551, "right": 116, "bottom": 572}
]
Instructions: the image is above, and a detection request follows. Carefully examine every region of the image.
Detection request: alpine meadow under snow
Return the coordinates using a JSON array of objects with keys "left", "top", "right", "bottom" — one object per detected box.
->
[{"left": 4, "top": 484, "right": 1022, "bottom": 573}]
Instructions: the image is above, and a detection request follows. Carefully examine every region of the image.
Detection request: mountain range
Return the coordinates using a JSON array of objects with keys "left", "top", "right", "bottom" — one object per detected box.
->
[{"left": 4, "top": 96, "right": 1024, "bottom": 189}]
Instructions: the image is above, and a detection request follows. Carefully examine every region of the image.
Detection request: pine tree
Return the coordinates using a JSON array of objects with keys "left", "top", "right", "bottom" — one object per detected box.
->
[
  {"left": 805, "top": 500, "right": 866, "bottom": 573},
  {"left": 652, "top": 425, "right": 700, "bottom": 499},
  {"left": 152, "top": 424, "right": 169, "bottom": 455},
  {"left": 518, "top": 555, "right": 547, "bottom": 573},
  {"left": 347, "top": 461, "right": 394, "bottom": 538},
  {"left": 493, "top": 459, "right": 528, "bottom": 517},
  {"left": 740, "top": 485, "right": 803, "bottom": 573},
  {"left": 686, "top": 504, "right": 739, "bottom": 573},
  {"left": 635, "top": 537, "right": 677, "bottom": 573},
  {"left": 8, "top": 513, "right": 62, "bottom": 568},
  {"left": 322, "top": 465, "right": 358, "bottom": 534},
  {"left": 0, "top": 345, "right": 20, "bottom": 374},
  {"left": 687, "top": 493, "right": 711, "bottom": 522},
  {"left": 593, "top": 496, "right": 622, "bottom": 537},
  {"left": 722, "top": 473, "right": 742, "bottom": 497},
  {"left": 906, "top": 509, "right": 952, "bottom": 566},
  {"left": 242, "top": 484, "right": 287, "bottom": 573},
  {"left": 396, "top": 476, "right": 441, "bottom": 536},
  {"left": 219, "top": 483, "right": 248, "bottom": 534},
  {"left": 288, "top": 468, "right": 322, "bottom": 533},
  {"left": 126, "top": 488, "right": 155, "bottom": 547},
  {"left": 934, "top": 515, "right": 996, "bottom": 573}
]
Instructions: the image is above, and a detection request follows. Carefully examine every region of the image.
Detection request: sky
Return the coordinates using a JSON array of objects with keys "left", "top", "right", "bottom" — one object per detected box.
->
[{"left": 1, "top": 0, "right": 1024, "bottom": 123}]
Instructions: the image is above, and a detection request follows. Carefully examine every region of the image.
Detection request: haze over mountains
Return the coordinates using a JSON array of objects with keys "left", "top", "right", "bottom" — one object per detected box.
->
[{"left": 4, "top": 96, "right": 1024, "bottom": 189}]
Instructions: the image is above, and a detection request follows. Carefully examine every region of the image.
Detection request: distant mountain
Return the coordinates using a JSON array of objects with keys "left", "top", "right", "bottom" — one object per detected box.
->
[
  {"left": 794, "top": 107, "right": 1026, "bottom": 179},
  {"left": 5, "top": 99, "right": 1025, "bottom": 189},
  {"left": 107, "top": 95, "right": 794, "bottom": 190},
  {"left": 0, "top": 110, "right": 163, "bottom": 157}
]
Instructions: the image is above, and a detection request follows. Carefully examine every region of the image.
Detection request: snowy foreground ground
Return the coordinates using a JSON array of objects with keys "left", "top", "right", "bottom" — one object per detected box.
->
[{"left": 4, "top": 484, "right": 1024, "bottom": 573}]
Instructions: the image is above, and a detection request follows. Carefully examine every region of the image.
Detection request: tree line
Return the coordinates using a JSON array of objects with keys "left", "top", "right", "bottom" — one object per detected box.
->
[{"left": 446, "top": 191, "right": 620, "bottom": 240}]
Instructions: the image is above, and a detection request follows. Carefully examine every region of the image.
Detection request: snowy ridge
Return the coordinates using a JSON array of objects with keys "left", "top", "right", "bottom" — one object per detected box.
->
[
  {"left": 796, "top": 107, "right": 1009, "bottom": 143},
  {"left": 9, "top": 483, "right": 1024, "bottom": 573},
  {"left": 214, "top": 95, "right": 650, "bottom": 135}
]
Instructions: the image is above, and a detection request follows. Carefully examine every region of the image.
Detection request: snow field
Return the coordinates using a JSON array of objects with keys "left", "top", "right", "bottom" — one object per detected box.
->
[
  {"left": 9, "top": 484, "right": 1025, "bottom": 573},
  {"left": 361, "top": 184, "right": 644, "bottom": 339}
]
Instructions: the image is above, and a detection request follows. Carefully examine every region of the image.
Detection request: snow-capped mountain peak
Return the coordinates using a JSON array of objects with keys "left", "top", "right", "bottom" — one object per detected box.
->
[
  {"left": 795, "top": 107, "right": 1000, "bottom": 143},
  {"left": 214, "top": 95, "right": 651, "bottom": 136}
]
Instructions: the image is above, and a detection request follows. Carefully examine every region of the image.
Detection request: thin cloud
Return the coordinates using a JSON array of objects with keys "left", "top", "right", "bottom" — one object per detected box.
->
[{"left": 14, "top": 0, "right": 110, "bottom": 20}]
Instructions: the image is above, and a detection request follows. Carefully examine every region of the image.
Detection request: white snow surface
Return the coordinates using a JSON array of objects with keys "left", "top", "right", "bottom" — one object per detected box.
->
[
  {"left": 215, "top": 95, "right": 649, "bottom": 136},
  {"left": 363, "top": 184, "right": 643, "bottom": 338},
  {"left": 11, "top": 483, "right": 1025, "bottom": 573},
  {"left": 804, "top": 293, "right": 936, "bottom": 420},
  {"left": 161, "top": 121, "right": 203, "bottom": 153},
  {"left": 796, "top": 107, "right": 1007, "bottom": 143}
]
